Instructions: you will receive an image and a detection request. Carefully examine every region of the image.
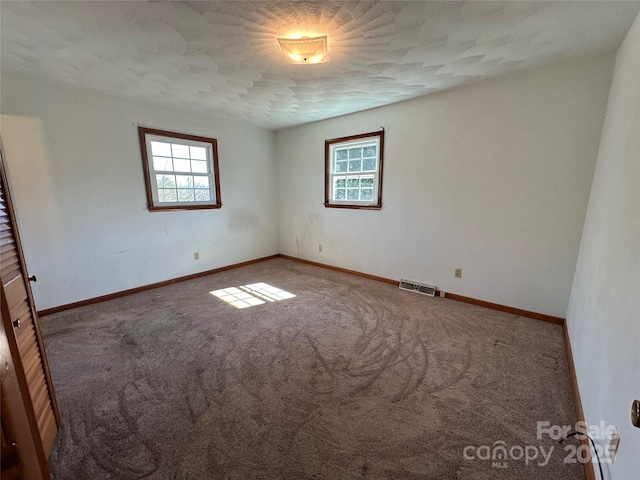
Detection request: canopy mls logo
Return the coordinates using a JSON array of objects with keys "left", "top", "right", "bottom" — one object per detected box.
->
[{"left": 463, "top": 441, "right": 554, "bottom": 469}]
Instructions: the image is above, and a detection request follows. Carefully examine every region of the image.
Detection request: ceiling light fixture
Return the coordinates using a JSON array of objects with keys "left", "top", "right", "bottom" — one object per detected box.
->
[{"left": 277, "top": 35, "right": 329, "bottom": 64}]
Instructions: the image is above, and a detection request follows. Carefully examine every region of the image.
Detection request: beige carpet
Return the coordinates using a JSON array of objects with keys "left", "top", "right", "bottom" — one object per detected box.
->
[{"left": 41, "top": 258, "right": 584, "bottom": 479}]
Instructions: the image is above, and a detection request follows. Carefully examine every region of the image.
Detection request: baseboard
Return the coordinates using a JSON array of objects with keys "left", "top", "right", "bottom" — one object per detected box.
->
[
  {"left": 37, "top": 254, "right": 280, "bottom": 317},
  {"left": 563, "top": 324, "right": 595, "bottom": 480},
  {"left": 280, "top": 255, "right": 565, "bottom": 325},
  {"left": 442, "top": 292, "right": 565, "bottom": 325},
  {"left": 277, "top": 254, "right": 398, "bottom": 286},
  {"left": 39, "top": 253, "right": 566, "bottom": 327}
]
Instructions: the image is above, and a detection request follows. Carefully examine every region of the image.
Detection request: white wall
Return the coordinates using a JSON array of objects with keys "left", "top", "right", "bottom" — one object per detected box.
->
[
  {"left": 277, "top": 56, "right": 615, "bottom": 318},
  {"left": 566, "top": 13, "right": 640, "bottom": 480},
  {"left": 0, "top": 72, "right": 279, "bottom": 311}
]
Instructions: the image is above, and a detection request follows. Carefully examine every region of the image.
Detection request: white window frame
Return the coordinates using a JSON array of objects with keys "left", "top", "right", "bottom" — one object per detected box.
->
[
  {"left": 138, "top": 127, "right": 222, "bottom": 211},
  {"left": 324, "top": 130, "right": 384, "bottom": 209}
]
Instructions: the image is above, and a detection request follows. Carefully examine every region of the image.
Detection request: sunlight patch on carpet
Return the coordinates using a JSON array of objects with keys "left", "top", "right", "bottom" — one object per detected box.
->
[{"left": 210, "top": 283, "right": 295, "bottom": 309}]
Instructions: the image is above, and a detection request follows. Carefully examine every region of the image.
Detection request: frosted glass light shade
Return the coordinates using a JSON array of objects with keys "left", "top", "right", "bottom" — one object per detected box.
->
[{"left": 277, "top": 36, "right": 329, "bottom": 64}]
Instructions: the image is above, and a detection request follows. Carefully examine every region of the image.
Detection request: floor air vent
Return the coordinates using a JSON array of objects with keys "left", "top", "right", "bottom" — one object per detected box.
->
[{"left": 399, "top": 279, "right": 437, "bottom": 297}]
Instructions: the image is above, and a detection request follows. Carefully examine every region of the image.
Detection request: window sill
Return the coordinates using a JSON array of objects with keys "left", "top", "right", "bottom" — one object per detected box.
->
[
  {"left": 323, "top": 203, "right": 381, "bottom": 210},
  {"left": 147, "top": 203, "right": 223, "bottom": 212}
]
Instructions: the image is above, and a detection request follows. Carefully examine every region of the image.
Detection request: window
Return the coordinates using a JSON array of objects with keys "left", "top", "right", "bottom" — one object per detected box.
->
[
  {"left": 138, "top": 127, "right": 222, "bottom": 211},
  {"left": 324, "top": 130, "right": 384, "bottom": 209}
]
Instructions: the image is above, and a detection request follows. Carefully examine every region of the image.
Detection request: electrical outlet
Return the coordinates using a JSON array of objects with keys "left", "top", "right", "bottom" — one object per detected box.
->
[
  {"left": 439, "top": 291, "right": 446, "bottom": 298},
  {"left": 608, "top": 426, "right": 620, "bottom": 461},
  {"left": 194, "top": 252, "right": 200, "bottom": 260},
  {"left": 454, "top": 268, "right": 462, "bottom": 278},
  {"left": 319, "top": 244, "right": 323, "bottom": 252}
]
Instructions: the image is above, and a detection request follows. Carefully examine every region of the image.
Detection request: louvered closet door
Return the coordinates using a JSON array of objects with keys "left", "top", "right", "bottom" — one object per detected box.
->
[{"left": 0, "top": 144, "right": 60, "bottom": 456}]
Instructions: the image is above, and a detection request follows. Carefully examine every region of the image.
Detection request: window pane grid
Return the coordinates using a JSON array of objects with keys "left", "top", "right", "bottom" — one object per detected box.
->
[
  {"left": 155, "top": 173, "right": 211, "bottom": 203},
  {"left": 330, "top": 138, "right": 378, "bottom": 202},
  {"left": 325, "top": 131, "right": 383, "bottom": 208},
  {"left": 334, "top": 143, "right": 377, "bottom": 174},
  {"left": 146, "top": 134, "right": 216, "bottom": 205},
  {"left": 331, "top": 174, "right": 375, "bottom": 202},
  {"left": 152, "top": 141, "right": 209, "bottom": 165}
]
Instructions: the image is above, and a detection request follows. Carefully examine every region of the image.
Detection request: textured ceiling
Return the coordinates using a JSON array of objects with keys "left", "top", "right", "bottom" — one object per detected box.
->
[{"left": 2, "top": 1, "right": 639, "bottom": 130}]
